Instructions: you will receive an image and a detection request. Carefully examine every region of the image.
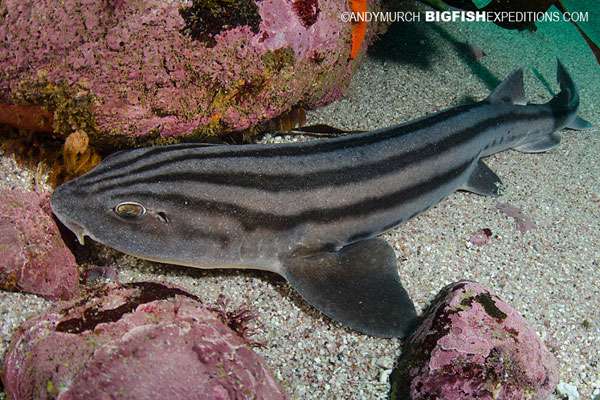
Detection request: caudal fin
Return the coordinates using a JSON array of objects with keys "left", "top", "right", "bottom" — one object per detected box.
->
[
  {"left": 515, "top": 60, "right": 591, "bottom": 153},
  {"left": 544, "top": 58, "right": 596, "bottom": 131},
  {"left": 549, "top": 59, "right": 580, "bottom": 115}
]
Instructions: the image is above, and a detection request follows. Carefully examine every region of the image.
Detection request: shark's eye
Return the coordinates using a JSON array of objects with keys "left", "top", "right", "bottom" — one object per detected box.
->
[{"left": 114, "top": 202, "right": 146, "bottom": 219}]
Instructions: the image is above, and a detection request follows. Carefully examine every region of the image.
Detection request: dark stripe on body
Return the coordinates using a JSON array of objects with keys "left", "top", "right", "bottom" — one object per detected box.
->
[
  {"left": 114, "top": 159, "right": 474, "bottom": 231},
  {"left": 81, "top": 143, "right": 219, "bottom": 180},
  {"left": 346, "top": 207, "right": 435, "bottom": 244},
  {"left": 88, "top": 109, "right": 551, "bottom": 194},
  {"left": 81, "top": 104, "right": 483, "bottom": 185}
]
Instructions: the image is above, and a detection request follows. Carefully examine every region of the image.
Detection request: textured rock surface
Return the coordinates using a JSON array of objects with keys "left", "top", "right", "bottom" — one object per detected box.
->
[
  {"left": 2, "top": 282, "right": 286, "bottom": 400},
  {"left": 0, "top": 0, "right": 384, "bottom": 141},
  {"left": 390, "top": 280, "right": 559, "bottom": 400},
  {"left": 0, "top": 188, "right": 79, "bottom": 300}
]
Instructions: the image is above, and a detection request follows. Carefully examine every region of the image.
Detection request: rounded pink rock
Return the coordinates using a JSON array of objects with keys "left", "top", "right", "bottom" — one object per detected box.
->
[
  {"left": 0, "top": 0, "right": 385, "bottom": 140},
  {"left": 0, "top": 188, "right": 79, "bottom": 300},
  {"left": 2, "top": 282, "right": 286, "bottom": 400},
  {"left": 391, "top": 281, "right": 558, "bottom": 400}
]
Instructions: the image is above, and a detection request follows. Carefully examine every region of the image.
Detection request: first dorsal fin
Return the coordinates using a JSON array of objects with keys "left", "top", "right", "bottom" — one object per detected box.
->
[{"left": 487, "top": 68, "right": 526, "bottom": 105}]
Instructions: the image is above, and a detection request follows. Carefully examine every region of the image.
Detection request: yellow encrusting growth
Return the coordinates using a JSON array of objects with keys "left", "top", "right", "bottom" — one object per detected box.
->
[{"left": 12, "top": 71, "right": 98, "bottom": 139}]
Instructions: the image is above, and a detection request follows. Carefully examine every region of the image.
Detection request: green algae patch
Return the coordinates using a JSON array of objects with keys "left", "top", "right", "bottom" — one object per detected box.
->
[
  {"left": 187, "top": 116, "right": 227, "bottom": 139},
  {"left": 458, "top": 291, "right": 507, "bottom": 321},
  {"left": 262, "top": 48, "right": 296, "bottom": 73},
  {"left": 475, "top": 293, "right": 508, "bottom": 321},
  {"left": 11, "top": 72, "right": 98, "bottom": 139},
  {"left": 46, "top": 380, "right": 59, "bottom": 397},
  {"left": 179, "top": 0, "right": 261, "bottom": 47}
]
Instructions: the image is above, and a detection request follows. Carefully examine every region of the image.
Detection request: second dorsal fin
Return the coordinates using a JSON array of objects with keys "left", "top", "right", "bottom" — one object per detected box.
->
[{"left": 487, "top": 68, "right": 526, "bottom": 105}]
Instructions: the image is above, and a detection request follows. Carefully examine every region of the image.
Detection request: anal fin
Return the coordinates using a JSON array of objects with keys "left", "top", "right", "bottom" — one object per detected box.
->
[
  {"left": 514, "top": 134, "right": 561, "bottom": 153},
  {"left": 566, "top": 116, "right": 593, "bottom": 130},
  {"left": 461, "top": 159, "right": 502, "bottom": 196},
  {"left": 282, "top": 238, "right": 417, "bottom": 338}
]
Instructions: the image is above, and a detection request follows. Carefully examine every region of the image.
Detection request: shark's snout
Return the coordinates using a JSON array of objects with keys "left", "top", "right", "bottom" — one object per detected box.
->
[{"left": 51, "top": 184, "right": 88, "bottom": 245}]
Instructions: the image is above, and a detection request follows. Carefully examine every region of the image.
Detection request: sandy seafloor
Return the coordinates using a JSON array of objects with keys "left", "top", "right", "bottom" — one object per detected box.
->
[{"left": 1, "top": 4, "right": 599, "bottom": 399}]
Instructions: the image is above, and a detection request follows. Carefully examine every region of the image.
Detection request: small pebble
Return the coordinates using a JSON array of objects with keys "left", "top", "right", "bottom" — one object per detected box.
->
[
  {"left": 375, "top": 356, "right": 394, "bottom": 369},
  {"left": 557, "top": 381, "right": 580, "bottom": 400},
  {"left": 468, "top": 228, "right": 493, "bottom": 247},
  {"left": 379, "top": 369, "right": 392, "bottom": 384}
]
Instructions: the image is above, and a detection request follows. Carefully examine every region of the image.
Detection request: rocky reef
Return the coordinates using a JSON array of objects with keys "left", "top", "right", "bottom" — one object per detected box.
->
[
  {"left": 390, "top": 280, "right": 559, "bottom": 400},
  {"left": 0, "top": 0, "right": 385, "bottom": 143},
  {"left": 2, "top": 282, "right": 286, "bottom": 399},
  {"left": 0, "top": 188, "right": 79, "bottom": 300}
]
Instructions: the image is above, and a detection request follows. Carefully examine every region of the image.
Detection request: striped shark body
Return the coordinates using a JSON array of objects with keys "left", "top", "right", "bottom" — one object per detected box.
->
[{"left": 51, "top": 61, "right": 590, "bottom": 337}]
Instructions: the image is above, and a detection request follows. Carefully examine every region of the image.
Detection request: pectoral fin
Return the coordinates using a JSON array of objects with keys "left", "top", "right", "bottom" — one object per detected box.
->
[
  {"left": 282, "top": 238, "right": 417, "bottom": 338},
  {"left": 514, "top": 134, "right": 561, "bottom": 153},
  {"left": 461, "top": 160, "right": 502, "bottom": 196}
]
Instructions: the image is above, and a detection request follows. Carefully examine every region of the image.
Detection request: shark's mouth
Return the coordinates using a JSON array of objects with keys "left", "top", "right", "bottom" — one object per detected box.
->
[{"left": 52, "top": 211, "right": 89, "bottom": 245}]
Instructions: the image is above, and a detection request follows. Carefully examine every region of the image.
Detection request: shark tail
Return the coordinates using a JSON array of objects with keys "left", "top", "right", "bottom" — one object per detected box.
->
[
  {"left": 514, "top": 60, "right": 592, "bottom": 154},
  {"left": 549, "top": 59, "right": 592, "bottom": 130}
]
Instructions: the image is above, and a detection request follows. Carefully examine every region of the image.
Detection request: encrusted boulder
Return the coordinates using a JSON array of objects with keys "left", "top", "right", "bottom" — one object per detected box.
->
[
  {"left": 2, "top": 282, "right": 286, "bottom": 400},
  {"left": 390, "top": 280, "right": 558, "bottom": 400},
  {"left": 0, "top": 0, "right": 385, "bottom": 142},
  {"left": 0, "top": 188, "right": 79, "bottom": 300}
]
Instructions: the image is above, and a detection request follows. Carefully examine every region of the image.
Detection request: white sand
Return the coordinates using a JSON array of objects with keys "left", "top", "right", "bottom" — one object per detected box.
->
[{"left": 1, "top": 3, "right": 599, "bottom": 399}]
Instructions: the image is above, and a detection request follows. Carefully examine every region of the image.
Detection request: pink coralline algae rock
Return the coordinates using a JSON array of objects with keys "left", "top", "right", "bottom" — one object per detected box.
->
[
  {"left": 0, "top": 0, "right": 385, "bottom": 140},
  {"left": 0, "top": 188, "right": 79, "bottom": 300},
  {"left": 2, "top": 282, "right": 286, "bottom": 400},
  {"left": 468, "top": 228, "right": 493, "bottom": 247},
  {"left": 390, "top": 281, "right": 558, "bottom": 400}
]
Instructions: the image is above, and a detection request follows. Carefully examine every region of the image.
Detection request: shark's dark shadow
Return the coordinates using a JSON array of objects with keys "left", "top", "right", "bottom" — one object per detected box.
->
[
  {"left": 367, "top": 14, "right": 501, "bottom": 91},
  {"left": 368, "top": 20, "right": 438, "bottom": 69},
  {"left": 532, "top": 67, "right": 557, "bottom": 96},
  {"left": 428, "top": 23, "right": 501, "bottom": 90}
]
